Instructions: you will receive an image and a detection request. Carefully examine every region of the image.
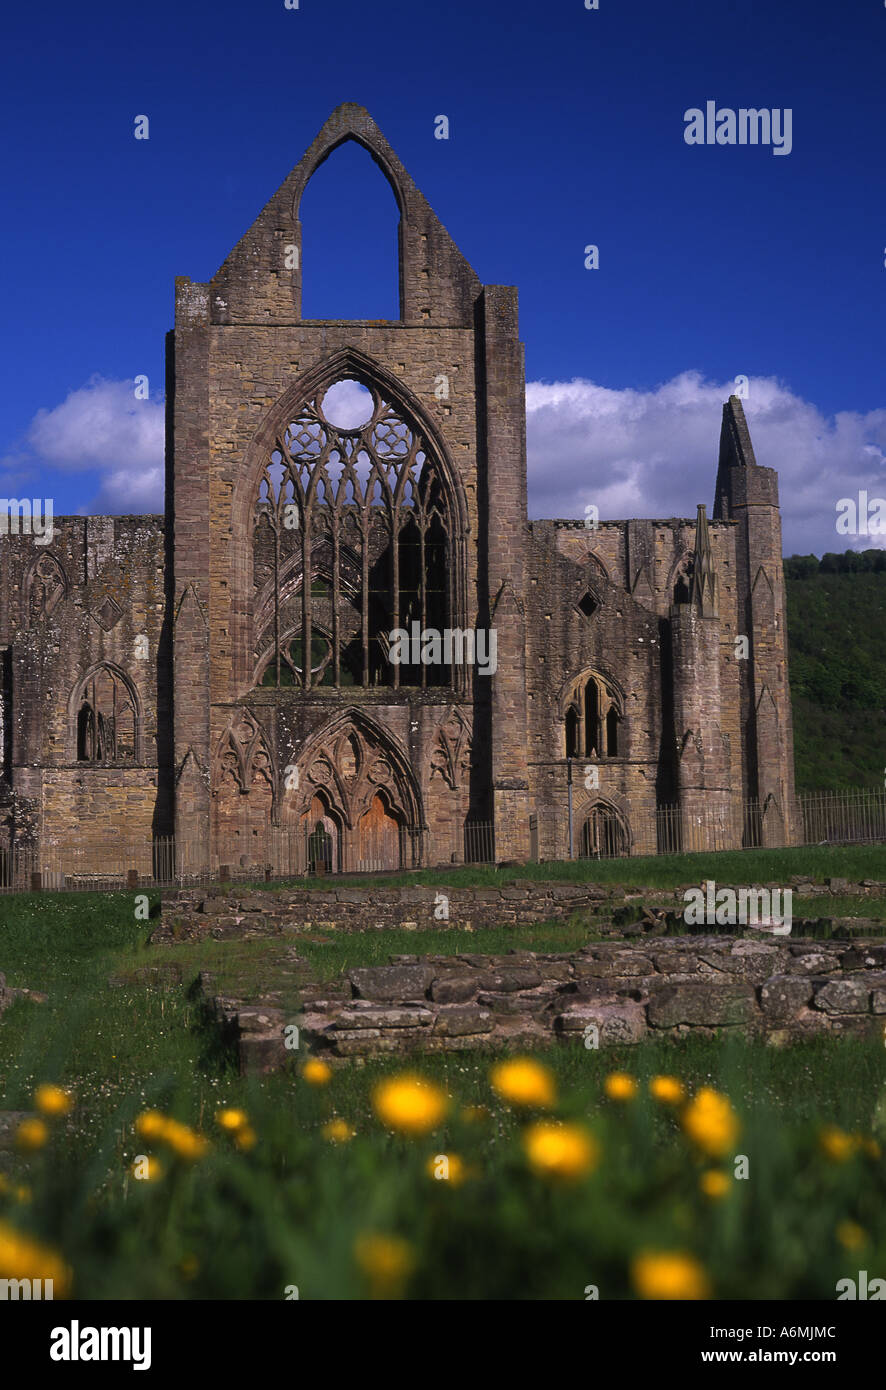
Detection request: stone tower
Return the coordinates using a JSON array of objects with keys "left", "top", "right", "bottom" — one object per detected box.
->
[{"left": 714, "top": 396, "right": 797, "bottom": 844}]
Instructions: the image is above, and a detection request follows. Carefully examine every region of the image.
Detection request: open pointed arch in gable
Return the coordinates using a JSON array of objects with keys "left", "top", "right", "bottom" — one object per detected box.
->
[
  {"left": 298, "top": 137, "right": 402, "bottom": 321},
  {"left": 235, "top": 349, "right": 468, "bottom": 695},
  {"left": 668, "top": 549, "right": 695, "bottom": 605},
  {"left": 208, "top": 104, "right": 481, "bottom": 327}
]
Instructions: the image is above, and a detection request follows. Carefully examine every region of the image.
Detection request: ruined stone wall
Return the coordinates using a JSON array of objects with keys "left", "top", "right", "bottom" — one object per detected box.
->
[
  {"left": 155, "top": 875, "right": 885, "bottom": 940},
  {"left": 527, "top": 512, "right": 752, "bottom": 855},
  {"left": 295, "top": 936, "right": 886, "bottom": 1061},
  {"left": 194, "top": 933, "right": 886, "bottom": 1071},
  {"left": 0, "top": 115, "right": 797, "bottom": 867},
  {"left": 0, "top": 516, "right": 168, "bottom": 855}
]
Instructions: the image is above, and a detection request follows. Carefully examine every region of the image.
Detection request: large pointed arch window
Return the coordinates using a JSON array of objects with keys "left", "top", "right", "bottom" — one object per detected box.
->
[{"left": 254, "top": 376, "right": 454, "bottom": 690}]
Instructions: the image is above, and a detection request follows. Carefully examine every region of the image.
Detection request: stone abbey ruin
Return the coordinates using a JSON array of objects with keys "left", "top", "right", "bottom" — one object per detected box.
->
[{"left": 0, "top": 104, "right": 796, "bottom": 877}]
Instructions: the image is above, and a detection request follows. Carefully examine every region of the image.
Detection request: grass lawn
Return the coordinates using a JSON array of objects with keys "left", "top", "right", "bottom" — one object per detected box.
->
[{"left": 207, "top": 840, "right": 886, "bottom": 893}]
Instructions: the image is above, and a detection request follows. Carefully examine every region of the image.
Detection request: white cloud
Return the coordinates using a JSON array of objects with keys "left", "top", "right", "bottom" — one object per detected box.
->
[
  {"left": 526, "top": 370, "right": 886, "bottom": 556},
  {"left": 14, "top": 369, "right": 886, "bottom": 553},
  {"left": 28, "top": 375, "right": 164, "bottom": 472},
  {"left": 320, "top": 378, "right": 375, "bottom": 429},
  {"left": 87, "top": 466, "right": 165, "bottom": 515}
]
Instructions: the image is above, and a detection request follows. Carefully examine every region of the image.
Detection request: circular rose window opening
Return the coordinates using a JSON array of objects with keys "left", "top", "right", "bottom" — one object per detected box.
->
[
  {"left": 319, "top": 379, "right": 374, "bottom": 431},
  {"left": 262, "top": 637, "right": 333, "bottom": 686}
]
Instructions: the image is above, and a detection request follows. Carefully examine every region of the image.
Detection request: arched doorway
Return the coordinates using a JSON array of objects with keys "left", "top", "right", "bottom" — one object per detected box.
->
[
  {"left": 304, "top": 795, "right": 341, "bottom": 873},
  {"left": 580, "top": 803, "right": 630, "bottom": 859},
  {"left": 285, "top": 713, "right": 422, "bottom": 873},
  {"left": 357, "top": 792, "right": 403, "bottom": 872}
]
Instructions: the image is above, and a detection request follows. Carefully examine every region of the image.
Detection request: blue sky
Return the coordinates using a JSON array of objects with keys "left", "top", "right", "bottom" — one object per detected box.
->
[{"left": 1, "top": 0, "right": 884, "bottom": 554}]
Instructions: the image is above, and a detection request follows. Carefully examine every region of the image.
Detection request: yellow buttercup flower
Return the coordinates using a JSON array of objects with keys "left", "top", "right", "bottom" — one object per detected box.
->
[
  {"left": 425, "top": 1152, "right": 467, "bottom": 1185},
  {"left": 0, "top": 1221, "right": 71, "bottom": 1297},
  {"left": 681, "top": 1088, "right": 740, "bottom": 1157},
  {"left": 354, "top": 1233, "right": 415, "bottom": 1298},
  {"left": 160, "top": 1119, "right": 209, "bottom": 1161},
  {"left": 234, "top": 1125, "right": 257, "bottom": 1152},
  {"left": 819, "top": 1126, "right": 856, "bottom": 1163},
  {"left": 836, "top": 1220, "right": 866, "bottom": 1251},
  {"left": 632, "top": 1250, "right": 710, "bottom": 1300},
  {"left": 524, "top": 1122, "right": 599, "bottom": 1182},
  {"left": 322, "top": 1119, "right": 355, "bottom": 1143},
  {"left": 604, "top": 1072, "right": 638, "bottom": 1102},
  {"left": 490, "top": 1057, "right": 556, "bottom": 1109},
  {"left": 134, "top": 1111, "right": 208, "bottom": 1160},
  {"left": 699, "top": 1170, "right": 731, "bottom": 1200},
  {"left": 372, "top": 1074, "right": 448, "bottom": 1136},
  {"left": 215, "top": 1108, "right": 249, "bottom": 1133},
  {"left": 649, "top": 1075, "right": 685, "bottom": 1105},
  {"left": 301, "top": 1058, "right": 333, "bottom": 1086},
  {"left": 134, "top": 1110, "right": 168, "bottom": 1141},
  {"left": 34, "top": 1084, "right": 73, "bottom": 1117},
  {"left": 179, "top": 1254, "right": 199, "bottom": 1280},
  {"left": 15, "top": 1118, "right": 49, "bottom": 1153}
]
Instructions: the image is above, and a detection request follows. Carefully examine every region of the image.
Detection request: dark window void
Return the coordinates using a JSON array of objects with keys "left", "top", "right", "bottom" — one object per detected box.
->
[
  {"left": 299, "top": 140, "right": 401, "bottom": 320},
  {"left": 565, "top": 673, "right": 622, "bottom": 758},
  {"left": 577, "top": 590, "right": 598, "bottom": 618},
  {"left": 673, "top": 557, "right": 694, "bottom": 604}
]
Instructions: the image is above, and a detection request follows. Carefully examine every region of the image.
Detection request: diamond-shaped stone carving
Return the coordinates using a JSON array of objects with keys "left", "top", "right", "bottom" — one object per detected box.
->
[{"left": 93, "top": 594, "right": 123, "bottom": 631}]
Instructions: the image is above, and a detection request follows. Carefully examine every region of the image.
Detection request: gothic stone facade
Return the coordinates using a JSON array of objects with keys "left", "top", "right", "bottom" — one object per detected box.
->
[{"left": 0, "top": 105, "right": 796, "bottom": 873}]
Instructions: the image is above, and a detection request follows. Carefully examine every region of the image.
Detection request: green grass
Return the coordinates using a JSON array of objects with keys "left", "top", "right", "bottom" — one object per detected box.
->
[
  {"left": 2, "top": 1031, "right": 885, "bottom": 1299},
  {"left": 2, "top": 878, "right": 886, "bottom": 1299},
  {"left": 219, "top": 841, "right": 886, "bottom": 894}
]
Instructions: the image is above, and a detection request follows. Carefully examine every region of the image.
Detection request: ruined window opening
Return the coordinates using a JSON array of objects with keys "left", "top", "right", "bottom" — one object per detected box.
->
[
  {"left": 564, "top": 671, "right": 622, "bottom": 759},
  {"left": 74, "top": 666, "right": 138, "bottom": 764},
  {"left": 576, "top": 590, "right": 597, "bottom": 618},
  {"left": 673, "top": 557, "right": 694, "bottom": 605},
  {"left": 254, "top": 377, "right": 455, "bottom": 691},
  {"left": 606, "top": 704, "right": 620, "bottom": 756},
  {"left": 299, "top": 141, "right": 401, "bottom": 321},
  {"left": 580, "top": 802, "right": 629, "bottom": 858}
]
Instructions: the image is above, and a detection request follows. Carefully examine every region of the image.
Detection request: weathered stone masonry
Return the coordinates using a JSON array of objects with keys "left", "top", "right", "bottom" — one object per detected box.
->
[
  {"left": 0, "top": 104, "right": 796, "bottom": 869},
  {"left": 150, "top": 879, "right": 886, "bottom": 1069},
  {"left": 203, "top": 935, "right": 886, "bottom": 1073}
]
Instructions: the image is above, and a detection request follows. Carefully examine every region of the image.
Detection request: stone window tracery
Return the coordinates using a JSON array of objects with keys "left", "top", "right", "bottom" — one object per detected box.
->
[
  {"left": 27, "top": 553, "right": 67, "bottom": 621},
  {"left": 74, "top": 665, "right": 139, "bottom": 764},
  {"left": 253, "top": 377, "right": 453, "bottom": 690},
  {"left": 564, "top": 672, "right": 622, "bottom": 759}
]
